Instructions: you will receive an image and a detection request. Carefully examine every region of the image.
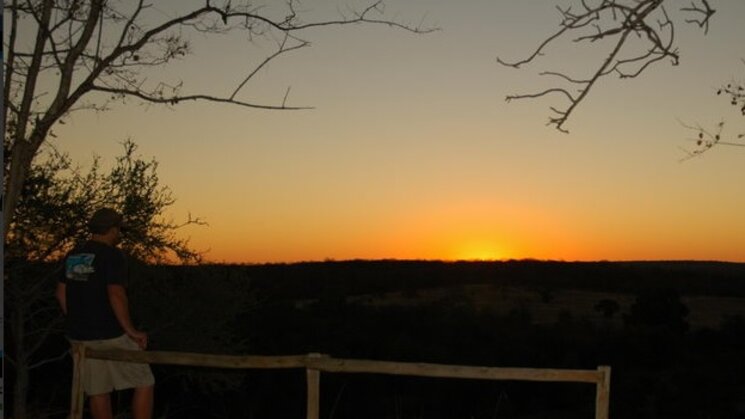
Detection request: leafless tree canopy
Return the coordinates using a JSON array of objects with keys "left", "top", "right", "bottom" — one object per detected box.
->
[
  {"left": 3, "top": 0, "right": 435, "bottom": 240},
  {"left": 498, "top": 0, "right": 716, "bottom": 133}
]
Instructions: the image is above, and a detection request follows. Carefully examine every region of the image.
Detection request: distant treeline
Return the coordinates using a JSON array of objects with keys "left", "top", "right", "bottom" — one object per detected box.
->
[{"left": 155, "top": 259, "right": 745, "bottom": 301}]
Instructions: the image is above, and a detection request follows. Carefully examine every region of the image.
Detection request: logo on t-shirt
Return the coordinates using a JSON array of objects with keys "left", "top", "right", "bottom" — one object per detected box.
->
[{"left": 66, "top": 253, "right": 96, "bottom": 281}]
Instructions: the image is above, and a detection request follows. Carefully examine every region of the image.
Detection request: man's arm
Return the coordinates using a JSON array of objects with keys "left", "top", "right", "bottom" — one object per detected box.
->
[
  {"left": 55, "top": 282, "right": 67, "bottom": 315},
  {"left": 107, "top": 284, "right": 148, "bottom": 349}
]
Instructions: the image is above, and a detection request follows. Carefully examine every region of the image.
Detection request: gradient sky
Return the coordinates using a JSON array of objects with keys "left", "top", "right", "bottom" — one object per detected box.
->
[{"left": 39, "top": 0, "right": 745, "bottom": 263}]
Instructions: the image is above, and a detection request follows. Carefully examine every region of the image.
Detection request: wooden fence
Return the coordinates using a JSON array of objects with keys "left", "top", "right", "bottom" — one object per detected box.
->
[{"left": 70, "top": 343, "right": 611, "bottom": 419}]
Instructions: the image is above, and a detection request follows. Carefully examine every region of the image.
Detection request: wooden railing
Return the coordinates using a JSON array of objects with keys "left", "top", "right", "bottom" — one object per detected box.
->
[{"left": 70, "top": 343, "right": 611, "bottom": 419}]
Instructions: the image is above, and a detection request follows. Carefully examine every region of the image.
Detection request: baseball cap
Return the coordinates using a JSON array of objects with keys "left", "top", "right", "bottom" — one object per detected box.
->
[{"left": 88, "top": 208, "right": 128, "bottom": 234}]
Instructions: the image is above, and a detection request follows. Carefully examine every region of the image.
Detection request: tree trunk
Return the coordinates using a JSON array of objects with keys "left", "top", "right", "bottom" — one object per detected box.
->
[
  {"left": 4, "top": 0, "right": 55, "bottom": 243},
  {"left": 13, "top": 362, "right": 29, "bottom": 419},
  {"left": 12, "top": 303, "right": 29, "bottom": 419},
  {"left": 3, "top": 139, "right": 33, "bottom": 243}
]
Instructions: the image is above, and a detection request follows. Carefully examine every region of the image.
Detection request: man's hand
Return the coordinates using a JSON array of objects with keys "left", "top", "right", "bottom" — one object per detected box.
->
[{"left": 128, "top": 329, "right": 148, "bottom": 350}]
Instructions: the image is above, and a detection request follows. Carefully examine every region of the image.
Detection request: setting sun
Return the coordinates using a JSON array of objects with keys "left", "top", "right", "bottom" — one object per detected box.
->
[{"left": 452, "top": 240, "right": 507, "bottom": 261}]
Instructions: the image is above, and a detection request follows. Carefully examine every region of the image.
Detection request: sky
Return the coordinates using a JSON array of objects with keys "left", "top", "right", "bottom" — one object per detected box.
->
[{"left": 32, "top": 0, "right": 745, "bottom": 263}]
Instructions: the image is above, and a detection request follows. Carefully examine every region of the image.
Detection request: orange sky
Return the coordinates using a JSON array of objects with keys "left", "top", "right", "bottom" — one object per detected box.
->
[{"left": 30, "top": 1, "right": 745, "bottom": 263}]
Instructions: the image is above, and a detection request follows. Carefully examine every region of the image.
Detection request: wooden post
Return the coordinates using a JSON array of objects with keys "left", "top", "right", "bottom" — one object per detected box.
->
[
  {"left": 595, "top": 366, "right": 611, "bottom": 419},
  {"left": 306, "top": 353, "right": 322, "bottom": 419},
  {"left": 70, "top": 342, "right": 86, "bottom": 419}
]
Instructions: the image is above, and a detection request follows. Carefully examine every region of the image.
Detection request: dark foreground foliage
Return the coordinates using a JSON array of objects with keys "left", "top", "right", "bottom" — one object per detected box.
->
[{"left": 6, "top": 260, "right": 745, "bottom": 418}]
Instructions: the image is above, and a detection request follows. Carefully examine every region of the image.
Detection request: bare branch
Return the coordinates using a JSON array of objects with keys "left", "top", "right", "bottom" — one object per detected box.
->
[
  {"left": 29, "top": 348, "right": 70, "bottom": 370},
  {"left": 678, "top": 119, "right": 745, "bottom": 161},
  {"left": 91, "top": 84, "right": 313, "bottom": 111},
  {"left": 540, "top": 71, "right": 591, "bottom": 84},
  {"left": 4, "top": 0, "right": 21, "bottom": 131},
  {"left": 282, "top": 86, "right": 293, "bottom": 109},
  {"left": 506, "top": 88, "right": 576, "bottom": 104},
  {"left": 45, "top": 0, "right": 106, "bottom": 125},
  {"left": 26, "top": 320, "right": 64, "bottom": 357},
  {"left": 230, "top": 34, "right": 310, "bottom": 101},
  {"left": 174, "top": 212, "right": 209, "bottom": 229},
  {"left": 499, "top": 0, "right": 716, "bottom": 133},
  {"left": 681, "top": 0, "right": 716, "bottom": 34},
  {"left": 718, "top": 80, "right": 745, "bottom": 117},
  {"left": 679, "top": 61, "right": 744, "bottom": 159},
  {"left": 497, "top": 24, "right": 572, "bottom": 69},
  {"left": 14, "top": 0, "right": 55, "bottom": 145}
]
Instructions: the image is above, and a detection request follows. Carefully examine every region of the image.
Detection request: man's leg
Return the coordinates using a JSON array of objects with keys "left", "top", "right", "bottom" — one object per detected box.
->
[
  {"left": 132, "top": 384, "right": 154, "bottom": 419},
  {"left": 89, "top": 393, "right": 114, "bottom": 419}
]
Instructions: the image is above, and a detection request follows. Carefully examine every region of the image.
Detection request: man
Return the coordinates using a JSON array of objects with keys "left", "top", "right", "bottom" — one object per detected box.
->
[{"left": 56, "top": 208, "right": 154, "bottom": 419}]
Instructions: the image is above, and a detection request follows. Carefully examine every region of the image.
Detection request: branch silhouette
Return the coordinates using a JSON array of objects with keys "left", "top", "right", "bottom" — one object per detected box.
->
[
  {"left": 3, "top": 0, "right": 437, "bottom": 240},
  {"left": 679, "top": 60, "right": 745, "bottom": 159},
  {"left": 498, "top": 0, "right": 715, "bottom": 133}
]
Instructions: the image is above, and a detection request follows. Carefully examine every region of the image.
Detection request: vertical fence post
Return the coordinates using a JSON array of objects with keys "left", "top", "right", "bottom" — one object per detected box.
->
[
  {"left": 306, "top": 353, "right": 322, "bottom": 419},
  {"left": 70, "top": 342, "right": 86, "bottom": 419},
  {"left": 595, "top": 366, "right": 611, "bottom": 419}
]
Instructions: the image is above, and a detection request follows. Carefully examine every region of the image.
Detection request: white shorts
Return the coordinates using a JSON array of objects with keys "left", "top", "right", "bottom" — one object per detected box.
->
[{"left": 72, "top": 334, "right": 155, "bottom": 395}]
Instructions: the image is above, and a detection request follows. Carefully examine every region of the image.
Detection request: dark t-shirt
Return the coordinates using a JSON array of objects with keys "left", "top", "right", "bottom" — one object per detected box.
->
[{"left": 59, "top": 240, "right": 127, "bottom": 340}]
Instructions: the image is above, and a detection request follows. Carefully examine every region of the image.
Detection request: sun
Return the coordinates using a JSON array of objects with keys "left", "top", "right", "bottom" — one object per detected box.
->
[{"left": 452, "top": 240, "right": 506, "bottom": 261}]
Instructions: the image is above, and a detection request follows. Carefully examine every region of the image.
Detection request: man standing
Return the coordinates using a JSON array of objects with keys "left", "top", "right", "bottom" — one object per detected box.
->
[{"left": 56, "top": 208, "right": 154, "bottom": 419}]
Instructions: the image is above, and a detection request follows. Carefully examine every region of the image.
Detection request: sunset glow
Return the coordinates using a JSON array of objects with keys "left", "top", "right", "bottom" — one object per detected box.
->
[
  {"left": 35, "top": 1, "right": 745, "bottom": 264},
  {"left": 452, "top": 240, "right": 507, "bottom": 261}
]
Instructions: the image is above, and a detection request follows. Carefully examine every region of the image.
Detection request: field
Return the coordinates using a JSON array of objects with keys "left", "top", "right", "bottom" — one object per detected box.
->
[{"left": 346, "top": 284, "right": 745, "bottom": 329}]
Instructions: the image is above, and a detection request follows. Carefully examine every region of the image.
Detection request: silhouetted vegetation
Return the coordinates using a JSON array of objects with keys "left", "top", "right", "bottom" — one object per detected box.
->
[{"left": 4, "top": 141, "right": 203, "bottom": 418}]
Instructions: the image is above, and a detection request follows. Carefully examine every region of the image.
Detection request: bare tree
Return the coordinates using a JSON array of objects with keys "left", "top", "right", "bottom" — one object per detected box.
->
[
  {"left": 3, "top": 0, "right": 435, "bottom": 241},
  {"left": 497, "top": 0, "right": 715, "bottom": 133}
]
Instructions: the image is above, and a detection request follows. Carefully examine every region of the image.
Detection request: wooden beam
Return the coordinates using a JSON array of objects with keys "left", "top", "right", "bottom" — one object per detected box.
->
[
  {"left": 307, "top": 357, "right": 604, "bottom": 384},
  {"left": 70, "top": 342, "right": 86, "bottom": 419},
  {"left": 85, "top": 349, "right": 308, "bottom": 369},
  {"left": 86, "top": 349, "right": 606, "bottom": 384},
  {"left": 306, "top": 353, "right": 323, "bottom": 419},
  {"left": 595, "top": 366, "right": 611, "bottom": 419}
]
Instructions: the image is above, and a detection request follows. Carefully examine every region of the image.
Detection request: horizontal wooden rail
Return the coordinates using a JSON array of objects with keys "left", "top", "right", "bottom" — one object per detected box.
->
[
  {"left": 74, "top": 346, "right": 610, "bottom": 419},
  {"left": 307, "top": 357, "right": 604, "bottom": 383},
  {"left": 86, "top": 348, "right": 309, "bottom": 369},
  {"left": 84, "top": 348, "right": 604, "bottom": 383}
]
